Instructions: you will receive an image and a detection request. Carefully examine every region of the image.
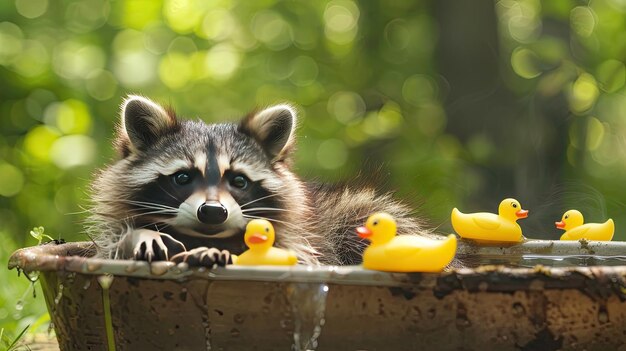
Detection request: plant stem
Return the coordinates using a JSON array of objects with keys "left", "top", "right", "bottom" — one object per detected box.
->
[{"left": 97, "top": 275, "right": 116, "bottom": 351}]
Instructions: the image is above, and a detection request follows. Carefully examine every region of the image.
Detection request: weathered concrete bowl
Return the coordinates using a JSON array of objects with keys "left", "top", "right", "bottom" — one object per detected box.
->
[{"left": 8, "top": 240, "right": 626, "bottom": 350}]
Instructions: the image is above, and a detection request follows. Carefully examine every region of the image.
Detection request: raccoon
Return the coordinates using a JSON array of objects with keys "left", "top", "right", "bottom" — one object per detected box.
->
[{"left": 88, "top": 95, "right": 432, "bottom": 266}]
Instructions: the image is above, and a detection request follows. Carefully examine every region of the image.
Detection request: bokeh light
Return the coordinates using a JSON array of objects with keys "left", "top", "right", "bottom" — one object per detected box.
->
[
  {"left": 324, "top": 0, "right": 359, "bottom": 45},
  {"left": 15, "top": 0, "right": 48, "bottom": 19},
  {"left": 0, "top": 163, "right": 24, "bottom": 197}
]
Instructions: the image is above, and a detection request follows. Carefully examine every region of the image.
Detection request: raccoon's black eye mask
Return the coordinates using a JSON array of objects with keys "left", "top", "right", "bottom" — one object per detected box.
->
[
  {"left": 168, "top": 167, "right": 251, "bottom": 192},
  {"left": 169, "top": 169, "right": 203, "bottom": 188}
]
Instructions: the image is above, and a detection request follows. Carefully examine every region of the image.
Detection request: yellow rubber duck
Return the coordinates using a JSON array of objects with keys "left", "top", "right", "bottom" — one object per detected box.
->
[
  {"left": 451, "top": 198, "right": 528, "bottom": 243},
  {"left": 356, "top": 212, "right": 457, "bottom": 272},
  {"left": 556, "top": 210, "right": 614, "bottom": 241},
  {"left": 234, "top": 219, "right": 298, "bottom": 266}
]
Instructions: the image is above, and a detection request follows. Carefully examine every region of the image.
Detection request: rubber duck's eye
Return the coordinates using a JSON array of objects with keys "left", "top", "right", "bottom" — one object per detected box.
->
[
  {"left": 512, "top": 203, "right": 518, "bottom": 208},
  {"left": 373, "top": 220, "right": 379, "bottom": 226},
  {"left": 231, "top": 175, "right": 249, "bottom": 189},
  {"left": 265, "top": 227, "right": 269, "bottom": 232},
  {"left": 565, "top": 215, "right": 569, "bottom": 219},
  {"left": 172, "top": 171, "right": 192, "bottom": 185}
]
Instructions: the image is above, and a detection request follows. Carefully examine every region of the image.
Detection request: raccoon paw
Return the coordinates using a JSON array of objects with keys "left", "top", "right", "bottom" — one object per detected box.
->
[
  {"left": 131, "top": 229, "right": 183, "bottom": 262},
  {"left": 170, "top": 247, "right": 232, "bottom": 268}
]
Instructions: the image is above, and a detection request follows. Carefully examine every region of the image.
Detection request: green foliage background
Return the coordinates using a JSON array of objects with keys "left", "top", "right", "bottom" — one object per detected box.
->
[{"left": 2, "top": 0, "right": 626, "bottom": 340}]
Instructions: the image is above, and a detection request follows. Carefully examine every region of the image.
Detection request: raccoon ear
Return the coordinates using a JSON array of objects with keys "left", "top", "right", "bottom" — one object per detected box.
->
[
  {"left": 239, "top": 104, "right": 297, "bottom": 161},
  {"left": 117, "top": 95, "right": 178, "bottom": 155}
]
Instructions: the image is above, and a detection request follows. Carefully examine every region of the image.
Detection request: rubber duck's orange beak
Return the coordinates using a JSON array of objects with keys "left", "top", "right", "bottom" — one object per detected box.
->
[
  {"left": 555, "top": 221, "right": 566, "bottom": 229},
  {"left": 248, "top": 233, "right": 268, "bottom": 244},
  {"left": 356, "top": 226, "right": 372, "bottom": 238},
  {"left": 515, "top": 209, "right": 529, "bottom": 219}
]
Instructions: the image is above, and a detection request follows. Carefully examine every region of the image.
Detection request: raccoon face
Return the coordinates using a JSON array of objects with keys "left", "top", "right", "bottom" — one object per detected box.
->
[{"left": 112, "top": 95, "right": 298, "bottom": 240}]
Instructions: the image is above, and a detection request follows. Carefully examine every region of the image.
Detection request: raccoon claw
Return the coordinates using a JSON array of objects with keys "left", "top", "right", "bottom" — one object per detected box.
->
[
  {"left": 170, "top": 247, "right": 232, "bottom": 268},
  {"left": 131, "top": 229, "right": 170, "bottom": 262}
]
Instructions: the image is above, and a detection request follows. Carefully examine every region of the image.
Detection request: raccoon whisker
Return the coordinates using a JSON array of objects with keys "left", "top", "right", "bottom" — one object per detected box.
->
[
  {"left": 239, "top": 193, "right": 282, "bottom": 209},
  {"left": 157, "top": 184, "right": 180, "bottom": 202},
  {"left": 135, "top": 220, "right": 172, "bottom": 231},
  {"left": 122, "top": 210, "right": 178, "bottom": 221},
  {"left": 158, "top": 231, "right": 186, "bottom": 252},
  {"left": 98, "top": 198, "right": 173, "bottom": 207},
  {"left": 157, "top": 223, "right": 172, "bottom": 232},
  {"left": 126, "top": 208, "right": 179, "bottom": 215},
  {"left": 242, "top": 213, "right": 284, "bottom": 223},
  {"left": 115, "top": 200, "right": 179, "bottom": 211},
  {"left": 128, "top": 203, "right": 179, "bottom": 211},
  {"left": 125, "top": 207, "right": 179, "bottom": 215},
  {"left": 120, "top": 204, "right": 180, "bottom": 215},
  {"left": 242, "top": 214, "right": 302, "bottom": 228},
  {"left": 241, "top": 207, "right": 297, "bottom": 213}
]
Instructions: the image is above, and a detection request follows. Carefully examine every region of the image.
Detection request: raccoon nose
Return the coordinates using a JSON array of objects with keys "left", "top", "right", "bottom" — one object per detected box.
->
[{"left": 197, "top": 202, "right": 228, "bottom": 225}]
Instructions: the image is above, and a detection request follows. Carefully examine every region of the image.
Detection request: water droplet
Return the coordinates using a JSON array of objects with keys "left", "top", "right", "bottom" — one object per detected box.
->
[
  {"left": 230, "top": 328, "right": 240, "bottom": 338},
  {"left": 54, "top": 286, "right": 63, "bottom": 305},
  {"left": 177, "top": 262, "right": 189, "bottom": 271},
  {"left": 233, "top": 313, "right": 245, "bottom": 324},
  {"left": 125, "top": 261, "right": 141, "bottom": 273},
  {"left": 150, "top": 262, "right": 173, "bottom": 276},
  {"left": 598, "top": 310, "right": 609, "bottom": 323},
  {"left": 87, "top": 262, "right": 103, "bottom": 272},
  {"left": 280, "top": 318, "right": 293, "bottom": 329},
  {"left": 15, "top": 300, "right": 24, "bottom": 311},
  {"left": 455, "top": 317, "right": 471, "bottom": 329},
  {"left": 26, "top": 271, "right": 40, "bottom": 282},
  {"left": 512, "top": 303, "right": 525, "bottom": 317}
]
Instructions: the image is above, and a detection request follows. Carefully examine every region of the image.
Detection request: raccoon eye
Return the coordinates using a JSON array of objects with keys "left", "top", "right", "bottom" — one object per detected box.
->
[
  {"left": 172, "top": 171, "right": 192, "bottom": 186},
  {"left": 231, "top": 175, "right": 248, "bottom": 189}
]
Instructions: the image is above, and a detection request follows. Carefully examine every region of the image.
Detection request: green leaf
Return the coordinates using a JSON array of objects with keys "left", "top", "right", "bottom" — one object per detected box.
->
[
  {"left": 6, "top": 324, "right": 29, "bottom": 351},
  {"left": 29, "top": 227, "right": 44, "bottom": 240}
]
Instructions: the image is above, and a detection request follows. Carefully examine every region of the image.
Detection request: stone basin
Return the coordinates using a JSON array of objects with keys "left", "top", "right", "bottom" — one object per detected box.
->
[{"left": 8, "top": 240, "right": 626, "bottom": 350}]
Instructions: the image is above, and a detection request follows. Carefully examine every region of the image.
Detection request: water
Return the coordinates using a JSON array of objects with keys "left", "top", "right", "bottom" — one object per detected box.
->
[
  {"left": 53, "top": 283, "right": 64, "bottom": 305},
  {"left": 15, "top": 280, "right": 33, "bottom": 312},
  {"left": 520, "top": 254, "right": 626, "bottom": 267},
  {"left": 187, "top": 281, "right": 212, "bottom": 351},
  {"left": 286, "top": 283, "right": 330, "bottom": 351},
  {"left": 472, "top": 254, "right": 626, "bottom": 268}
]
